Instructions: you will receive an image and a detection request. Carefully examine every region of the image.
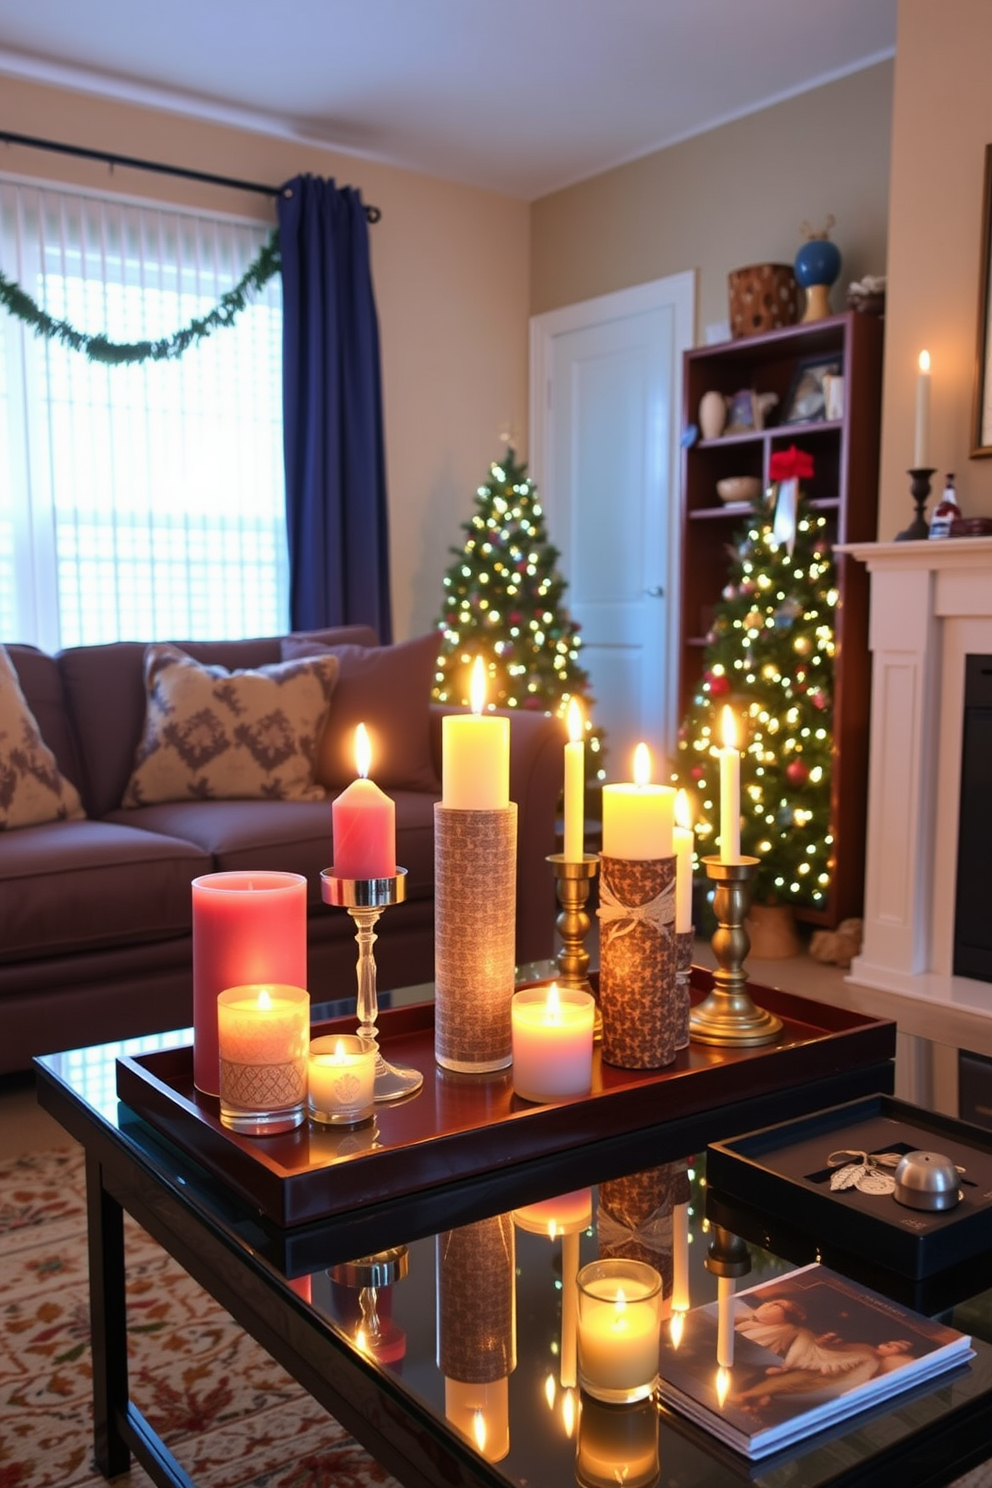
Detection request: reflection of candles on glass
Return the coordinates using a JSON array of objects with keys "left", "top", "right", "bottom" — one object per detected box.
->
[
  {"left": 716, "top": 1365, "right": 732, "bottom": 1408},
  {"left": 444, "top": 1379, "right": 509, "bottom": 1461},
  {"left": 671, "top": 1199, "right": 690, "bottom": 1312},
  {"left": 563, "top": 698, "right": 585, "bottom": 862},
  {"left": 438, "top": 1215, "right": 516, "bottom": 1463},
  {"left": 602, "top": 743, "right": 675, "bottom": 859},
  {"left": 719, "top": 707, "right": 741, "bottom": 862},
  {"left": 513, "top": 1189, "right": 591, "bottom": 1391},
  {"left": 914, "top": 349, "right": 931, "bottom": 469},
  {"left": 561, "top": 1387, "right": 577, "bottom": 1438},
  {"left": 717, "top": 1275, "right": 735, "bottom": 1368},
  {"left": 576, "top": 1391, "right": 660, "bottom": 1488}
]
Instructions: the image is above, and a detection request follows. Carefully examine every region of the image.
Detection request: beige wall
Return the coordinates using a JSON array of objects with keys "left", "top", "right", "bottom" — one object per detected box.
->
[
  {"left": 531, "top": 62, "right": 893, "bottom": 340},
  {"left": 879, "top": 0, "right": 992, "bottom": 539},
  {"left": 0, "top": 77, "right": 530, "bottom": 639}
]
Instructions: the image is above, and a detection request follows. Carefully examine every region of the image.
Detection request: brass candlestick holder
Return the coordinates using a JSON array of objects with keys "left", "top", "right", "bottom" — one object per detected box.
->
[
  {"left": 689, "top": 857, "right": 782, "bottom": 1046},
  {"left": 547, "top": 852, "right": 601, "bottom": 1040},
  {"left": 321, "top": 868, "right": 423, "bottom": 1101}
]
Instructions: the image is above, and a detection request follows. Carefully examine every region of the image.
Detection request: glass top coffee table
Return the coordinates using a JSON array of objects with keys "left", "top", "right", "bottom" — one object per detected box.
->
[{"left": 33, "top": 979, "right": 992, "bottom": 1488}]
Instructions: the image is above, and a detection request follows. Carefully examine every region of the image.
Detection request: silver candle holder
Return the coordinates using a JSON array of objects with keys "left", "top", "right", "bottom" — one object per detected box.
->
[{"left": 321, "top": 868, "right": 423, "bottom": 1101}]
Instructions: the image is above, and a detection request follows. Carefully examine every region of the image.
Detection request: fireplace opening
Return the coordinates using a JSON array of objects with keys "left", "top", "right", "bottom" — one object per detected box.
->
[{"left": 953, "top": 655, "right": 992, "bottom": 982}]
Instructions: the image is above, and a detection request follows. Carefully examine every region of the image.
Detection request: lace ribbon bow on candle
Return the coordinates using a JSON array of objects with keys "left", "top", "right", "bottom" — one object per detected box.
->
[
  {"left": 597, "top": 878, "right": 675, "bottom": 938},
  {"left": 826, "top": 1148, "right": 902, "bottom": 1195},
  {"left": 596, "top": 1208, "right": 673, "bottom": 1256}
]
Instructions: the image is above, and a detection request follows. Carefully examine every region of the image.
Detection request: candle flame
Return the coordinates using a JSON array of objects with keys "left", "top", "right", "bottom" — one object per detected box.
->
[
  {"left": 567, "top": 698, "right": 583, "bottom": 743},
  {"left": 669, "top": 1309, "right": 686, "bottom": 1348},
  {"left": 472, "top": 1408, "right": 487, "bottom": 1452},
  {"left": 544, "top": 1373, "right": 556, "bottom": 1410},
  {"left": 256, "top": 987, "right": 272, "bottom": 1010},
  {"left": 469, "top": 656, "right": 487, "bottom": 715},
  {"left": 611, "top": 1288, "right": 628, "bottom": 1329},
  {"left": 354, "top": 722, "right": 372, "bottom": 779},
  {"left": 633, "top": 742, "right": 651, "bottom": 787},
  {"left": 918, "top": 348, "right": 930, "bottom": 373},
  {"left": 716, "top": 1366, "right": 732, "bottom": 1408},
  {"left": 561, "top": 1388, "right": 576, "bottom": 1437},
  {"left": 720, "top": 706, "right": 738, "bottom": 751},
  {"left": 675, "top": 787, "right": 693, "bottom": 830},
  {"left": 545, "top": 981, "right": 562, "bottom": 1025},
  {"left": 334, "top": 1039, "right": 347, "bottom": 1059}
]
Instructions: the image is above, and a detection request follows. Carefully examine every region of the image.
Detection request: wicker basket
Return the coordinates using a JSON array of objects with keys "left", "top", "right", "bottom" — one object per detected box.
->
[{"left": 728, "top": 263, "right": 801, "bottom": 339}]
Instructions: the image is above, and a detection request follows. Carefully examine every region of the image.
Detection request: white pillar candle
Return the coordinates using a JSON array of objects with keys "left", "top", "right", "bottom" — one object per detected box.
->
[
  {"left": 511, "top": 983, "right": 595, "bottom": 1103},
  {"left": 307, "top": 1034, "right": 376, "bottom": 1125},
  {"left": 717, "top": 1275, "right": 735, "bottom": 1368},
  {"left": 718, "top": 707, "right": 741, "bottom": 862},
  {"left": 577, "top": 1260, "right": 662, "bottom": 1404},
  {"left": 914, "top": 349, "right": 931, "bottom": 469},
  {"left": 673, "top": 789, "right": 695, "bottom": 933},
  {"left": 441, "top": 656, "right": 510, "bottom": 809},
  {"left": 601, "top": 744, "right": 674, "bottom": 860},
  {"left": 563, "top": 698, "right": 585, "bottom": 862}
]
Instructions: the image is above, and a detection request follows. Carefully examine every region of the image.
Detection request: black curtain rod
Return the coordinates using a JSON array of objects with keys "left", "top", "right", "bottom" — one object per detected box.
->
[{"left": 0, "top": 129, "right": 382, "bottom": 222}]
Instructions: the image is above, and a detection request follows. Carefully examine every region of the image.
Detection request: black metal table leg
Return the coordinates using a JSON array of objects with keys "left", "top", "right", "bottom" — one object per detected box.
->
[{"left": 85, "top": 1150, "right": 131, "bottom": 1478}]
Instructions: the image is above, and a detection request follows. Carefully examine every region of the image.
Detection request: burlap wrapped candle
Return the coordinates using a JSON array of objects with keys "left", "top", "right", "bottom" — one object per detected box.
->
[{"left": 597, "top": 854, "right": 677, "bottom": 1068}]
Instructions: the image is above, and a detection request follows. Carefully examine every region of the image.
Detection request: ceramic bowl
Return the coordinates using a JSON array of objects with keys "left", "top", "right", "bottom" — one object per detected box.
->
[{"left": 716, "top": 476, "right": 761, "bottom": 505}]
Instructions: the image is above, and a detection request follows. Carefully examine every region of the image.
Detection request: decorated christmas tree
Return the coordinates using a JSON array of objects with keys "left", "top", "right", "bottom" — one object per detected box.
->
[
  {"left": 673, "top": 447, "right": 836, "bottom": 909},
  {"left": 433, "top": 448, "right": 604, "bottom": 775}
]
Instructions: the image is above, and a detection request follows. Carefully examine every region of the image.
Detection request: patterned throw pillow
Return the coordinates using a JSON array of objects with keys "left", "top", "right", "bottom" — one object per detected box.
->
[
  {"left": 0, "top": 645, "right": 85, "bottom": 830},
  {"left": 121, "top": 644, "right": 340, "bottom": 807}
]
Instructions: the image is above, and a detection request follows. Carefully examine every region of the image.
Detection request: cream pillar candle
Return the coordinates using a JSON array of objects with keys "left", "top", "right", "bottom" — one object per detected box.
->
[
  {"left": 563, "top": 698, "right": 585, "bottom": 862},
  {"left": 441, "top": 656, "right": 509, "bottom": 809},
  {"left": 511, "top": 983, "right": 595, "bottom": 1102},
  {"left": 601, "top": 744, "right": 674, "bottom": 860},
  {"left": 718, "top": 707, "right": 741, "bottom": 862}
]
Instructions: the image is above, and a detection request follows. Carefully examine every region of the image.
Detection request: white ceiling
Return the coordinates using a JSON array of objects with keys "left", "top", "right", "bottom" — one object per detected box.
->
[{"left": 0, "top": 0, "right": 897, "bottom": 201}]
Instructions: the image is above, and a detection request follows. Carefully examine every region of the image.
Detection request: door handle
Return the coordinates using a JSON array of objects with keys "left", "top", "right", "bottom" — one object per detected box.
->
[{"left": 644, "top": 586, "right": 664, "bottom": 597}]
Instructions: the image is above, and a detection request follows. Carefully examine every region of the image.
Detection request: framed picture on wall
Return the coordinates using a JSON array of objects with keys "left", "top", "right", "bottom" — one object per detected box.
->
[
  {"left": 972, "top": 143, "right": 992, "bottom": 456},
  {"left": 782, "top": 356, "right": 841, "bottom": 425}
]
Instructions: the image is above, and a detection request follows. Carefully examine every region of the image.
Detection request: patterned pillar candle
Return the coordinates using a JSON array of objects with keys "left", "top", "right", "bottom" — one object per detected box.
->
[
  {"left": 217, "top": 983, "right": 309, "bottom": 1135},
  {"left": 597, "top": 855, "right": 678, "bottom": 1068}
]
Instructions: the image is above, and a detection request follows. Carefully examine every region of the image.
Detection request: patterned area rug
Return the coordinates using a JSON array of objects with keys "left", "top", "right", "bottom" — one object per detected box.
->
[{"left": 0, "top": 1146, "right": 400, "bottom": 1488}]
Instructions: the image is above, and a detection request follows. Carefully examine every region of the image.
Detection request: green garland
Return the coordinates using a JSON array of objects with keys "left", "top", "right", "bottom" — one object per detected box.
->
[{"left": 0, "top": 228, "right": 280, "bottom": 366}]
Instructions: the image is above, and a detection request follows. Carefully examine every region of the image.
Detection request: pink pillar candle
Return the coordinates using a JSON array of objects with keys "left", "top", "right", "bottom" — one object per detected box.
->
[
  {"left": 511, "top": 983, "right": 595, "bottom": 1103},
  {"left": 332, "top": 777, "right": 397, "bottom": 879},
  {"left": 192, "top": 870, "right": 307, "bottom": 1096}
]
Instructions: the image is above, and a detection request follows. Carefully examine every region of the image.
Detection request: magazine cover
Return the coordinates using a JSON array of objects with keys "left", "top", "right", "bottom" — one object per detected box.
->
[{"left": 658, "top": 1263, "right": 973, "bottom": 1459}]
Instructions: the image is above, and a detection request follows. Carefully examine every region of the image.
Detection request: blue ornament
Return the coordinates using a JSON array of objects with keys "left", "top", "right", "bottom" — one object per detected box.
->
[{"left": 795, "top": 218, "right": 841, "bottom": 323}]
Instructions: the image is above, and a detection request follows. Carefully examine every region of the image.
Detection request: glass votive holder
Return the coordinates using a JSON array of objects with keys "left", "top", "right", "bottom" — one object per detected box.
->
[
  {"left": 217, "top": 983, "right": 309, "bottom": 1136},
  {"left": 576, "top": 1259, "right": 663, "bottom": 1404},
  {"left": 308, "top": 1034, "right": 376, "bottom": 1126},
  {"left": 576, "top": 1392, "right": 660, "bottom": 1488},
  {"left": 510, "top": 983, "right": 595, "bottom": 1103}
]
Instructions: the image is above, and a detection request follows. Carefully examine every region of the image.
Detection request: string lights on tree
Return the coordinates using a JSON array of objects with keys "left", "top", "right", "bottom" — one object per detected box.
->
[
  {"left": 673, "top": 447, "right": 836, "bottom": 909},
  {"left": 433, "top": 448, "right": 604, "bottom": 778}
]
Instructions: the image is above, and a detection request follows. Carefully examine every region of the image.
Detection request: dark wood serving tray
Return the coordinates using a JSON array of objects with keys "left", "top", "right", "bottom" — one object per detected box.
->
[
  {"left": 115, "top": 972, "right": 895, "bottom": 1228},
  {"left": 707, "top": 1094, "right": 992, "bottom": 1278}
]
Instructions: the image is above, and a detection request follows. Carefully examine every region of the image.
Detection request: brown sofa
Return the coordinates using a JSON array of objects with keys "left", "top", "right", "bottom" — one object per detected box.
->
[{"left": 0, "top": 628, "right": 563, "bottom": 1073}]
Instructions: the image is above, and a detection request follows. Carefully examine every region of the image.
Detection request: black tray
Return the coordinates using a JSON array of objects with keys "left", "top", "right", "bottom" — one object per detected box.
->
[{"left": 707, "top": 1094, "right": 992, "bottom": 1278}]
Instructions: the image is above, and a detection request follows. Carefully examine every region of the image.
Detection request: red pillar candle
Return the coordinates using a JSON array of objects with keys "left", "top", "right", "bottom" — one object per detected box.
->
[
  {"left": 331, "top": 723, "right": 397, "bottom": 880},
  {"left": 191, "top": 870, "right": 307, "bottom": 1095}
]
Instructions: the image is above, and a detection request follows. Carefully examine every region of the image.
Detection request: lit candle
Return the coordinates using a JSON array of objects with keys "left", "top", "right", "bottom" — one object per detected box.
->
[
  {"left": 671, "top": 1200, "right": 690, "bottom": 1312},
  {"left": 563, "top": 698, "right": 585, "bottom": 861},
  {"left": 718, "top": 707, "right": 741, "bottom": 862},
  {"left": 717, "top": 1275, "right": 735, "bottom": 1368},
  {"left": 192, "top": 870, "right": 307, "bottom": 1096},
  {"left": 307, "top": 1034, "right": 376, "bottom": 1125},
  {"left": 673, "top": 789, "right": 695, "bottom": 933},
  {"left": 332, "top": 723, "right": 396, "bottom": 879},
  {"left": 441, "top": 657, "right": 510, "bottom": 809},
  {"left": 577, "top": 1260, "right": 663, "bottom": 1403},
  {"left": 601, "top": 744, "right": 675, "bottom": 860},
  {"left": 511, "top": 983, "right": 595, "bottom": 1102},
  {"left": 914, "top": 349, "right": 931, "bottom": 469},
  {"left": 216, "top": 983, "right": 309, "bottom": 1133}
]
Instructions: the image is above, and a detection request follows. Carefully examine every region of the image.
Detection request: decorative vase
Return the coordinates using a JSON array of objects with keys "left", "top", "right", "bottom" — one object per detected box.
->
[
  {"left": 794, "top": 218, "right": 842, "bottom": 324},
  {"left": 727, "top": 263, "right": 801, "bottom": 339},
  {"left": 744, "top": 902, "right": 801, "bottom": 960},
  {"left": 699, "top": 390, "right": 728, "bottom": 440}
]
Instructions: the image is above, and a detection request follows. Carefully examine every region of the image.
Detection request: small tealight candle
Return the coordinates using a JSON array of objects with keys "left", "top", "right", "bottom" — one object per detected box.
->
[
  {"left": 308, "top": 1034, "right": 376, "bottom": 1125},
  {"left": 217, "top": 983, "right": 310, "bottom": 1135},
  {"left": 511, "top": 983, "right": 595, "bottom": 1103},
  {"left": 577, "top": 1259, "right": 663, "bottom": 1404}
]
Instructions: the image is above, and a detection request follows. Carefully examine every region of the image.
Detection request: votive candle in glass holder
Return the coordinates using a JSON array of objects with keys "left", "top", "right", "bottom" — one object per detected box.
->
[
  {"left": 576, "top": 1259, "right": 662, "bottom": 1404},
  {"left": 217, "top": 983, "right": 309, "bottom": 1136},
  {"left": 511, "top": 983, "right": 595, "bottom": 1103},
  {"left": 308, "top": 1034, "right": 376, "bottom": 1126}
]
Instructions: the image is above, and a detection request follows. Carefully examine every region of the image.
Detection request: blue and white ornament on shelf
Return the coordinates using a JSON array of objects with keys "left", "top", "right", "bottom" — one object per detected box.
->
[{"left": 794, "top": 216, "right": 842, "bottom": 324}]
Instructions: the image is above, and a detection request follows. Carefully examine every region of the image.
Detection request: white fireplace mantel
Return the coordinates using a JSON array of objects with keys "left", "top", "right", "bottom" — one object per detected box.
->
[{"left": 838, "top": 537, "right": 992, "bottom": 1056}]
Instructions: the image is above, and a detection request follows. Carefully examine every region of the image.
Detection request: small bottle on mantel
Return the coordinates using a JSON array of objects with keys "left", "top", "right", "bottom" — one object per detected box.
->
[{"left": 929, "top": 473, "right": 961, "bottom": 539}]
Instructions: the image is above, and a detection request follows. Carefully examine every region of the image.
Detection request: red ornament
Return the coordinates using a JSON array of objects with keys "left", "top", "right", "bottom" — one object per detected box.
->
[
  {"left": 809, "top": 689, "right": 827, "bottom": 711},
  {"left": 691, "top": 765, "right": 706, "bottom": 781},
  {"left": 786, "top": 759, "right": 809, "bottom": 786},
  {"left": 706, "top": 672, "right": 731, "bottom": 698}
]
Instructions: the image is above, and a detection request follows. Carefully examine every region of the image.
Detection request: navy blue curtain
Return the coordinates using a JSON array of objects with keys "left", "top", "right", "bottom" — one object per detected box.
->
[{"left": 278, "top": 175, "right": 392, "bottom": 641}]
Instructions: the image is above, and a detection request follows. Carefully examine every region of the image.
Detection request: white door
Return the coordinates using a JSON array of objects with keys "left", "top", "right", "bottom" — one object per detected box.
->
[{"left": 530, "top": 273, "right": 694, "bottom": 782}]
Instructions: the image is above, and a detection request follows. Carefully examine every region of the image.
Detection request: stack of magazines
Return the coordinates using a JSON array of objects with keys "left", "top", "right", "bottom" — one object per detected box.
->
[{"left": 658, "top": 1263, "right": 973, "bottom": 1460}]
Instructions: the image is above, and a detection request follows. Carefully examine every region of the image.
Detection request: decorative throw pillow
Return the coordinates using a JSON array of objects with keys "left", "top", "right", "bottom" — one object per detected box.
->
[
  {"left": 0, "top": 645, "right": 85, "bottom": 830},
  {"left": 121, "top": 644, "right": 340, "bottom": 807},
  {"left": 281, "top": 632, "right": 440, "bottom": 792}
]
